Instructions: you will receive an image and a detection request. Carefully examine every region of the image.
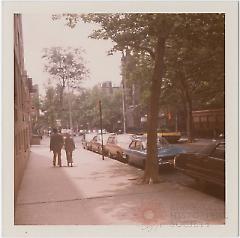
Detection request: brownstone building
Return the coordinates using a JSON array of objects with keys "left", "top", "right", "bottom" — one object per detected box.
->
[{"left": 14, "top": 14, "right": 32, "bottom": 201}]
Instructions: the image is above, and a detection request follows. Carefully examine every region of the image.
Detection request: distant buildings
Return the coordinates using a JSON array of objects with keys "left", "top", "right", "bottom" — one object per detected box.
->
[
  {"left": 98, "top": 80, "right": 142, "bottom": 133},
  {"left": 28, "top": 79, "right": 40, "bottom": 136},
  {"left": 14, "top": 14, "right": 38, "bottom": 201},
  {"left": 99, "top": 81, "right": 120, "bottom": 95}
]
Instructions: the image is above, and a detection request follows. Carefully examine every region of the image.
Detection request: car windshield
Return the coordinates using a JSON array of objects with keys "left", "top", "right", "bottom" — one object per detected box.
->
[
  {"left": 138, "top": 136, "right": 169, "bottom": 149},
  {"left": 98, "top": 133, "right": 111, "bottom": 144}
]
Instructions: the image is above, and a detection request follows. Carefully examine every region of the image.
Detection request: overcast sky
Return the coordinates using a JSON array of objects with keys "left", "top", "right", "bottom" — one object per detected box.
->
[{"left": 22, "top": 14, "right": 122, "bottom": 96}]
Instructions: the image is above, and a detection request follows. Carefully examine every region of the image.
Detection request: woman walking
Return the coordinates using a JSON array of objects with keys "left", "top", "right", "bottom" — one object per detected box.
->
[{"left": 64, "top": 133, "right": 75, "bottom": 167}]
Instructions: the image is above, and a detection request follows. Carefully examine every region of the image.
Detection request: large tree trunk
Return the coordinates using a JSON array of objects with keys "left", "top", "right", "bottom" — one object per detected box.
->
[{"left": 142, "top": 36, "right": 166, "bottom": 184}]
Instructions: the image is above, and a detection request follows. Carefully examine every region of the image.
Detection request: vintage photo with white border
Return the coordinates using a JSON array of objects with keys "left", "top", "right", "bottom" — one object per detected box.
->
[{"left": 2, "top": 1, "right": 239, "bottom": 237}]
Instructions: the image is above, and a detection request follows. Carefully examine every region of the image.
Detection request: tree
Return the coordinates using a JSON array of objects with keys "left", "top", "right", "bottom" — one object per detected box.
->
[
  {"left": 120, "top": 14, "right": 224, "bottom": 140},
  {"left": 164, "top": 14, "right": 224, "bottom": 140},
  {"left": 53, "top": 13, "right": 176, "bottom": 183},
  {"left": 41, "top": 85, "right": 59, "bottom": 128},
  {"left": 71, "top": 86, "right": 123, "bottom": 132},
  {"left": 42, "top": 47, "right": 89, "bottom": 111}
]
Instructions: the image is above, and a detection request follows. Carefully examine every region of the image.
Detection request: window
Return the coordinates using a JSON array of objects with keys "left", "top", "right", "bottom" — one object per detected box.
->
[
  {"left": 193, "top": 117, "right": 200, "bottom": 122},
  {"left": 129, "top": 141, "right": 136, "bottom": 149},
  {"left": 107, "top": 137, "right": 114, "bottom": 144},
  {"left": 135, "top": 141, "right": 143, "bottom": 151},
  {"left": 211, "top": 144, "right": 225, "bottom": 160}
]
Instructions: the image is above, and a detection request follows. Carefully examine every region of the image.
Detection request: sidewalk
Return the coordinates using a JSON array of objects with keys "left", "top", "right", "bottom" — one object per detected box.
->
[{"left": 15, "top": 138, "right": 224, "bottom": 225}]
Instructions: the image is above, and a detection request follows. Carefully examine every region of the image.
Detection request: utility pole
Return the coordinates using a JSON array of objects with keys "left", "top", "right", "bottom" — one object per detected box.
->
[
  {"left": 67, "top": 83, "right": 73, "bottom": 136},
  {"left": 99, "top": 100, "right": 104, "bottom": 160},
  {"left": 121, "top": 50, "right": 127, "bottom": 134}
]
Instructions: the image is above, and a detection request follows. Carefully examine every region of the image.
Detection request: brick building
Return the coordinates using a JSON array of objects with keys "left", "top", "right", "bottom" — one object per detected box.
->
[{"left": 14, "top": 14, "right": 32, "bottom": 201}]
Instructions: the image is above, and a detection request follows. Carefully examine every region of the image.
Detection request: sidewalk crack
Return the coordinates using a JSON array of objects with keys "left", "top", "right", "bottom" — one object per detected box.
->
[{"left": 16, "top": 190, "right": 164, "bottom": 206}]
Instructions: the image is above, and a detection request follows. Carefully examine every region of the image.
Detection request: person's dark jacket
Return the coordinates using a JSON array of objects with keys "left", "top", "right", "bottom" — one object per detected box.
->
[
  {"left": 50, "top": 133, "right": 64, "bottom": 152},
  {"left": 65, "top": 137, "right": 75, "bottom": 152}
]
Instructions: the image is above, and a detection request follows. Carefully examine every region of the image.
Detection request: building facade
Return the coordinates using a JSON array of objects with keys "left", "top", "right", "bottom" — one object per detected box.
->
[
  {"left": 14, "top": 14, "right": 32, "bottom": 201},
  {"left": 192, "top": 108, "right": 225, "bottom": 138}
]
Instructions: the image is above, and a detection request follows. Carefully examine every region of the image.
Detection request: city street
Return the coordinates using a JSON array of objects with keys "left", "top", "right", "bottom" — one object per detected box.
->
[{"left": 15, "top": 136, "right": 225, "bottom": 225}]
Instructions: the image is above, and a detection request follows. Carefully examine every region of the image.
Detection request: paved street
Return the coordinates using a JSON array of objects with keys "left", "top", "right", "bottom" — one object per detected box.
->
[{"left": 15, "top": 137, "right": 225, "bottom": 225}]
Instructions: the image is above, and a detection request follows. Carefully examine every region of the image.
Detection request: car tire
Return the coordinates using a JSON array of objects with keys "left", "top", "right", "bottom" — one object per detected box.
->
[
  {"left": 125, "top": 155, "right": 129, "bottom": 164},
  {"left": 116, "top": 152, "right": 122, "bottom": 162},
  {"left": 98, "top": 146, "right": 102, "bottom": 154},
  {"left": 103, "top": 149, "right": 107, "bottom": 156}
]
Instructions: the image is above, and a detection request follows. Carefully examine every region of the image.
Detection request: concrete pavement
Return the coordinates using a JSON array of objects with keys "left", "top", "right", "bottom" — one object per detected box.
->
[{"left": 15, "top": 137, "right": 225, "bottom": 225}]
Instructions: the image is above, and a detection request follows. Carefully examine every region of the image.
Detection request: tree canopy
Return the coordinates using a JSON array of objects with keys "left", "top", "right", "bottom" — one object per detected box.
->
[{"left": 52, "top": 13, "right": 224, "bottom": 183}]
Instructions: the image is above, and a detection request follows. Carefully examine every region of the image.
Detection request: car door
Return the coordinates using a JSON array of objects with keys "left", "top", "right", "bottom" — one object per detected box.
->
[
  {"left": 135, "top": 141, "right": 147, "bottom": 168},
  {"left": 108, "top": 136, "right": 119, "bottom": 157},
  {"left": 91, "top": 136, "right": 98, "bottom": 152},
  {"left": 206, "top": 143, "right": 225, "bottom": 186},
  {"left": 110, "top": 136, "right": 118, "bottom": 156},
  {"left": 96, "top": 135, "right": 103, "bottom": 153},
  {"left": 127, "top": 141, "right": 136, "bottom": 165},
  {"left": 129, "top": 141, "right": 146, "bottom": 168},
  {"left": 105, "top": 136, "right": 114, "bottom": 155},
  {"left": 182, "top": 153, "right": 207, "bottom": 176}
]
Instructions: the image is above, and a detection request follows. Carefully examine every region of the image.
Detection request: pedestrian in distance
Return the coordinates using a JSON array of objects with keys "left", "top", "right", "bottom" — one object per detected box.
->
[
  {"left": 64, "top": 133, "right": 75, "bottom": 167},
  {"left": 50, "top": 128, "right": 64, "bottom": 167}
]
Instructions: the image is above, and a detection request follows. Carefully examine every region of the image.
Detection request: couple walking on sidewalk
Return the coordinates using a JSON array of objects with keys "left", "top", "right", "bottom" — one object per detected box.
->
[{"left": 50, "top": 128, "right": 75, "bottom": 167}]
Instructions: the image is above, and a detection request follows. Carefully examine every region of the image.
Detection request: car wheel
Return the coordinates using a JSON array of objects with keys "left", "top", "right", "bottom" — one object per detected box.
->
[
  {"left": 98, "top": 146, "right": 102, "bottom": 154},
  {"left": 125, "top": 155, "right": 129, "bottom": 164},
  {"left": 116, "top": 152, "right": 122, "bottom": 161}
]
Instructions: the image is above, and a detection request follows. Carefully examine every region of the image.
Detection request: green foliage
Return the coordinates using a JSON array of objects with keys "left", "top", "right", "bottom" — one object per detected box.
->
[
  {"left": 164, "top": 13, "right": 224, "bottom": 111},
  {"left": 41, "top": 85, "right": 59, "bottom": 128},
  {"left": 52, "top": 13, "right": 224, "bottom": 114},
  {"left": 72, "top": 86, "right": 123, "bottom": 131},
  {"left": 42, "top": 47, "right": 89, "bottom": 89}
]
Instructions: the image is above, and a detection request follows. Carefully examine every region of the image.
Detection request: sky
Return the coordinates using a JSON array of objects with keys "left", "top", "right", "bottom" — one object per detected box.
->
[{"left": 22, "top": 14, "right": 122, "bottom": 96}]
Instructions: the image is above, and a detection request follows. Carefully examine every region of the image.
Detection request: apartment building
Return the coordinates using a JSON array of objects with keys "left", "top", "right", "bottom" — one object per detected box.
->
[{"left": 14, "top": 14, "right": 31, "bottom": 201}]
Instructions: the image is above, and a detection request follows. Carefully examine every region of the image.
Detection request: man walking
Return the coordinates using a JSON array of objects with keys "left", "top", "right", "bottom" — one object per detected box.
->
[
  {"left": 50, "top": 128, "right": 64, "bottom": 167},
  {"left": 64, "top": 133, "right": 75, "bottom": 167}
]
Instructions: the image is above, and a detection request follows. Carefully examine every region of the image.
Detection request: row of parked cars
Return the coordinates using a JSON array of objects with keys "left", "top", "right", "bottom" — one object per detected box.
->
[{"left": 82, "top": 133, "right": 225, "bottom": 188}]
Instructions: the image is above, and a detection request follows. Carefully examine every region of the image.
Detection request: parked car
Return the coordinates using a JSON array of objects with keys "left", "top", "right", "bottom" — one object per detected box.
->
[
  {"left": 157, "top": 128, "right": 181, "bottom": 143},
  {"left": 90, "top": 133, "right": 111, "bottom": 154},
  {"left": 124, "top": 136, "right": 185, "bottom": 169},
  {"left": 174, "top": 142, "right": 225, "bottom": 187},
  {"left": 104, "top": 133, "right": 133, "bottom": 162},
  {"left": 82, "top": 133, "right": 96, "bottom": 150}
]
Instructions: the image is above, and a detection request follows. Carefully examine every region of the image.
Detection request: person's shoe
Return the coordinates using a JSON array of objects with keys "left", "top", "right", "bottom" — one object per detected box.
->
[
  {"left": 53, "top": 162, "right": 56, "bottom": 166},
  {"left": 71, "top": 163, "right": 73, "bottom": 167},
  {"left": 59, "top": 164, "right": 62, "bottom": 167}
]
